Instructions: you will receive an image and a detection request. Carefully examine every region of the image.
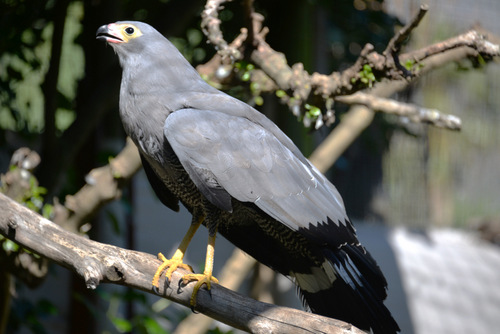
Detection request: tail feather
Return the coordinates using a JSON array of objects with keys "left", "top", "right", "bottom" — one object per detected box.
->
[{"left": 293, "top": 245, "right": 400, "bottom": 334}]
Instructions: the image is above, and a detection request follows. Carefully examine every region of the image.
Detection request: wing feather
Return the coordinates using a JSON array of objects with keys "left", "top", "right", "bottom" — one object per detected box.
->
[{"left": 164, "top": 108, "right": 348, "bottom": 233}]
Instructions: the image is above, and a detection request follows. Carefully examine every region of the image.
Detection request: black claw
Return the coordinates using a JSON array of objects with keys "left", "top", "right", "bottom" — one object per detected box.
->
[
  {"left": 177, "top": 280, "right": 184, "bottom": 294},
  {"left": 190, "top": 306, "right": 199, "bottom": 314},
  {"left": 153, "top": 285, "right": 161, "bottom": 295}
]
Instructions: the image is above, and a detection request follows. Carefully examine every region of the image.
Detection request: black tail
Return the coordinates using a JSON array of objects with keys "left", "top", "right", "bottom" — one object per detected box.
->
[{"left": 296, "top": 244, "right": 400, "bottom": 334}]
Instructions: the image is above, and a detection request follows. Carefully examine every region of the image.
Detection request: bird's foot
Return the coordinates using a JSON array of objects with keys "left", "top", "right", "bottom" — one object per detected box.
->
[
  {"left": 181, "top": 273, "right": 219, "bottom": 309},
  {"left": 152, "top": 252, "right": 194, "bottom": 293}
]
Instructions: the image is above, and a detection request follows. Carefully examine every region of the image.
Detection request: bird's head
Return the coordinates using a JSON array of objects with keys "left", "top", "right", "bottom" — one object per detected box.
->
[
  {"left": 96, "top": 21, "right": 163, "bottom": 60},
  {"left": 96, "top": 21, "right": 208, "bottom": 90}
]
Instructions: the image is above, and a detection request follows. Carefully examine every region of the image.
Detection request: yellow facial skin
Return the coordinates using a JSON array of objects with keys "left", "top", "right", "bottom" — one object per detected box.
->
[{"left": 105, "top": 23, "right": 143, "bottom": 44}]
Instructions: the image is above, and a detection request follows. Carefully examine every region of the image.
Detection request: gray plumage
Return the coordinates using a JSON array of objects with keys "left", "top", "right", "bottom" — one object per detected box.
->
[{"left": 97, "top": 21, "right": 399, "bottom": 333}]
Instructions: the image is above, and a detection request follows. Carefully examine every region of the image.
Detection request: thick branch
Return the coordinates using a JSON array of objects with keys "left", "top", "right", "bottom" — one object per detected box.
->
[{"left": 0, "top": 193, "right": 363, "bottom": 334}]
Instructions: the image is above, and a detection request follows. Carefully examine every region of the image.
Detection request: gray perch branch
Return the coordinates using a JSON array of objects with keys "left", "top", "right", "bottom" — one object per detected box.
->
[{"left": 0, "top": 192, "right": 364, "bottom": 334}]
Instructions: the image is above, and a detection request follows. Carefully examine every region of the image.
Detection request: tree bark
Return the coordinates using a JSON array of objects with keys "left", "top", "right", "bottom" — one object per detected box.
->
[{"left": 0, "top": 193, "right": 364, "bottom": 334}]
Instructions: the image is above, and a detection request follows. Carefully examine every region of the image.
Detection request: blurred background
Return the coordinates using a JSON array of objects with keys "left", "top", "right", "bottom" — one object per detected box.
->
[{"left": 1, "top": 0, "right": 499, "bottom": 333}]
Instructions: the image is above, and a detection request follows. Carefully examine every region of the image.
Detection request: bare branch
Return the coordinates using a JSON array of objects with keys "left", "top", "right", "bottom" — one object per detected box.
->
[
  {"left": 336, "top": 92, "right": 462, "bottom": 130},
  {"left": 403, "top": 29, "right": 500, "bottom": 65},
  {"left": 199, "top": 2, "right": 499, "bottom": 130},
  {"left": 0, "top": 193, "right": 364, "bottom": 334},
  {"left": 382, "top": 5, "right": 429, "bottom": 78},
  {"left": 201, "top": 0, "right": 242, "bottom": 60},
  {"left": 308, "top": 26, "right": 500, "bottom": 172},
  {"left": 383, "top": 4, "right": 428, "bottom": 59}
]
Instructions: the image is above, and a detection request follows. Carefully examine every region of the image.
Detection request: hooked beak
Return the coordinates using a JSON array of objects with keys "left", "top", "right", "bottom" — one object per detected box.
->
[{"left": 96, "top": 24, "right": 124, "bottom": 44}]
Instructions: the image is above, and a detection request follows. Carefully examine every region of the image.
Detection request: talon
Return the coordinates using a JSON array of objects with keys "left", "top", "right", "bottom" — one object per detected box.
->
[
  {"left": 182, "top": 273, "right": 219, "bottom": 308},
  {"left": 151, "top": 252, "right": 194, "bottom": 291},
  {"left": 151, "top": 219, "right": 203, "bottom": 291}
]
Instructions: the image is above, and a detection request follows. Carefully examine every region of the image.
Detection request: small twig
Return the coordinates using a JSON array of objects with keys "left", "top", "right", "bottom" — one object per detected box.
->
[
  {"left": 382, "top": 5, "right": 428, "bottom": 78},
  {"left": 242, "top": 0, "right": 256, "bottom": 51},
  {"left": 336, "top": 92, "right": 462, "bottom": 130},
  {"left": 384, "top": 4, "right": 429, "bottom": 56},
  {"left": 403, "top": 30, "right": 500, "bottom": 65}
]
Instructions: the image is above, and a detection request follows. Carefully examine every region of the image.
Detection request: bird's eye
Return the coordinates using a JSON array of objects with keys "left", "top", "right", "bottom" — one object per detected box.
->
[{"left": 125, "top": 27, "right": 135, "bottom": 35}]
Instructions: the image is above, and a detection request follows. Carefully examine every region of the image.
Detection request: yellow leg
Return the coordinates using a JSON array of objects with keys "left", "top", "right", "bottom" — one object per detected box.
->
[
  {"left": 182, "top": 232, "right": 219, "bottom": 308},
  {"left": 152, "top": 216, "right": 203, "bottom": 290}
]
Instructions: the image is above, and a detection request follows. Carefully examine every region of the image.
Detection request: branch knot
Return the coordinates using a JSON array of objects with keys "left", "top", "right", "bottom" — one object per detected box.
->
[{"left": 82, "top": 257, "right": 103, "bottom": 289}]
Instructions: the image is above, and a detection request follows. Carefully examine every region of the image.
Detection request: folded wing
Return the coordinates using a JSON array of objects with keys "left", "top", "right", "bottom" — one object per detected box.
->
[{"left": 164, "top": 108, "right": 351, "bottom": 242}]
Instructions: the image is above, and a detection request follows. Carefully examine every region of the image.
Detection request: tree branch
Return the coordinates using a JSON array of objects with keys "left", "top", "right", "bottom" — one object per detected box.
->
[
  {"left": 382, "top": 4, "right": 429, "bottom": 78},
  {"left": 403, "top": 29, "right": 500, "bottom": 66},
  {"left": 1, "top": 139, "right": 141, "bottom": 289},
  {"left": 312, "top": 26, "right": 500, "bottom": 169},
  {"left": 201, "top": 0, "right": 242, "bottom": 60},
  {"left": 383, "top": 5, "right": 429, "bottom": 56},
  {"left": 335, "top": 92, "right": 462, "bottom": 130},
  {"left": 0, "top": 193, "right": 363, "bottom": 334},
  {"left": 0, "top": 148, "right": 49, "bottom": 288},
  {"left": 199, "top": 2, "right": 500, "bottom": 129}
]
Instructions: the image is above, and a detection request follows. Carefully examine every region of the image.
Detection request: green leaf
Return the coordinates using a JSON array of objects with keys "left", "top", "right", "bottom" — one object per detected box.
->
[
  {"left": 477, "top": 53, "right": 486, "bottom": 66},
  {"left": 275, "top": 89, "right": 286, "bottom": 98},
  {"left": 141, "top": 316, "right": 167, "bottom": 334},
  {"left": 42, "top": 204, "right": 53, "bottom": 219},
  {"left": 254, "top": 96, "right": 264, "bottom": 106},
  {"left": 404, "top": 59, "right": 415, "bottom": 71},
  {"left": 241, "top": 71, "right": 251, "bottom": 81},
  {"left": 112, "top": 317, "right": 133, "bottom": 332},
  {"left": 2, "top": 239, "right": 20, "bottom": 252},
  {"left": 250, "top": 81, "right": 260, "bottom": 93}
]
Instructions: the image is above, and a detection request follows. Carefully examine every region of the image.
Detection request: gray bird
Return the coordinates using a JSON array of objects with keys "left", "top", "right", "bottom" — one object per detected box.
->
[{"left": 96, "top": 21, "right": 399, "bottom": 333}]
